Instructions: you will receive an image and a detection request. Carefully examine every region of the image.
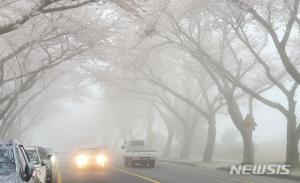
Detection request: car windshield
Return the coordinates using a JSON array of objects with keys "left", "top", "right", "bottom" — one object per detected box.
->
[
  {"left": 26, "top": 150, "right": 39, "bottom": 165},
  {"left": 0, "top": 145, "right": 16, "bottom": 176}
]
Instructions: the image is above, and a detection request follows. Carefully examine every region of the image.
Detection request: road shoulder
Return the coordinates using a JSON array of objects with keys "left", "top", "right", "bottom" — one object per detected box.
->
[{"left": 158, "top": 158, "right": 300, "bottom": 181}]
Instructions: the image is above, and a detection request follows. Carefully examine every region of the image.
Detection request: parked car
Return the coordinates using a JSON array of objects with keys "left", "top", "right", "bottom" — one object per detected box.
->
[
  {"left": 122, "top": 140, "right": 158, "bottom": 168},
  {"left": 0, "top": 139, "right": 38, "bottom": 183},
  {"left": 45, "top": 147, "right": 57, "bottom": 183},
  {"left": 73, "top": 146, "right": 110, "bottom": 170},
  {"left": 25, "top": 146, "right": 49, "bottom": 183}
]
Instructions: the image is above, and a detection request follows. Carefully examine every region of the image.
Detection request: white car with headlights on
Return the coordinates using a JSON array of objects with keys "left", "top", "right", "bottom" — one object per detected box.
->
[{"left": 73, "top": 147, "right": 110, "bottom": 170}]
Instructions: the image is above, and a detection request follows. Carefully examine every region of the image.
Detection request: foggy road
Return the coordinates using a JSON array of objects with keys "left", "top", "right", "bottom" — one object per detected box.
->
[
  {"left": 58, "top": 158, "right": 300, "bottom": 183},
  {"left": 2, "top": 1, "right": 300, "bottom": 183}
]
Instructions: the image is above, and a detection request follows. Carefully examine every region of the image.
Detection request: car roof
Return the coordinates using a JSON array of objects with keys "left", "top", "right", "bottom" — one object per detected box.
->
[
  {"left": 44, "top": 147, "right": 54, "bottom": 152},
  {"left": 25, "top": 146, "right": 37, "bottom": 150},
  {"left": 25, "top": 146, "right": 48, "bottom": 151}
]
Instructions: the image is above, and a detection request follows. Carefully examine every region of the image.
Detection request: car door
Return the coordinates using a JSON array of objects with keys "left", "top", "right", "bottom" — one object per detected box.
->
[
  {"left": 18, "top": 145, "right": 37, "bottom": 183},
  {"left": 37, "top": 148, "right": 47, "bottom": 183}
]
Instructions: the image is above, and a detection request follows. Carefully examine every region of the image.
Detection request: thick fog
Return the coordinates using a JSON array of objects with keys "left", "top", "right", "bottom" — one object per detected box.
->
[
  {"left": 1, "top": 0, "right": 300, "bottom": 167},
  {"left": 29, "top": 83, "right": 300, "bottom": 162}
]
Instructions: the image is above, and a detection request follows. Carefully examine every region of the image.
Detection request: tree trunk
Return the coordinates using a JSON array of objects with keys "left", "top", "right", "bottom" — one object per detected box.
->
[
  {"left": 241, "top": 130, "right": 254, "bottom": 165},
  {"left": 180, "top": 126, "right": 195, "bottom": 159},
  {"left": 163, "top": 130, "right": 174, "bottom": 157},
  {"left": 296, "top": 124, "right": 300, "bottom": 161},
  {"left": 203, "top": 119, "right": 216, "bottom": 162},
  {"left": 226, "top": 95, "right": 255, "bottom": 164},
  {"left": 146, "top": 107, "right": 154, "bottom": 146},
  {"left": 285, "top": 114, "right": 300, "bottom": 166}
]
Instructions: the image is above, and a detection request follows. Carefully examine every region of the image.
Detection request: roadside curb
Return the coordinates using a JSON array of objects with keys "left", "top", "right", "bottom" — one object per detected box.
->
[{"left": 217, "top": 166, "right": 300, "bottom": 181}]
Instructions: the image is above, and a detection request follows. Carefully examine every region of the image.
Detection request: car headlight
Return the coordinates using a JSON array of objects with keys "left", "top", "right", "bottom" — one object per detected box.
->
[
  {"left": 76, "top": 155, "right": 88, "bottom": 168},
  {"left": 96, "top": 154, "right": 107, "bottom": 166}
]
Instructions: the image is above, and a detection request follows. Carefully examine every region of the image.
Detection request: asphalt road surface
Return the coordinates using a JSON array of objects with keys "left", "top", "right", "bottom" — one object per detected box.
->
[{"left": 58, "top": 157, "right": 300, "bottom": 183}]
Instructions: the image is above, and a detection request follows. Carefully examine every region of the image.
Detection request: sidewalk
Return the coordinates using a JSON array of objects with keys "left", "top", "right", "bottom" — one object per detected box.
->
[
  {"left": 159, "top": 157, "right": 239, "bottom": 169},
  {"left": 158, "top": 158, "right": 300, "bottom": 181}
]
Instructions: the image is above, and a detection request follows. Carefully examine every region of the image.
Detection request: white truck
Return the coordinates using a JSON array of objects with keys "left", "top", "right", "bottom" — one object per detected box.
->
[{"left": 121, "top": 140, "right": 158, "bottom": 168}]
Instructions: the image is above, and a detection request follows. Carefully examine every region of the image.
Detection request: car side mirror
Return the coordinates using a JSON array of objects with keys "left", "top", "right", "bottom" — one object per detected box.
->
[
  {"left": 23, "top": 163, "right": 34, "bottom": 182},
  {"left": 47, "top": 154, "right": 52, "bottom": 160}
]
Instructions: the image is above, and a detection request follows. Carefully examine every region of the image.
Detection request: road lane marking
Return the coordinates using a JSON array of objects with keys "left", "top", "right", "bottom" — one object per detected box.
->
[
  {"left": 159, "top": 164, "right": 254, "bottom": 183},
  {"left": 112, "top": 167, "right": 160, "bottom": 183}
]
